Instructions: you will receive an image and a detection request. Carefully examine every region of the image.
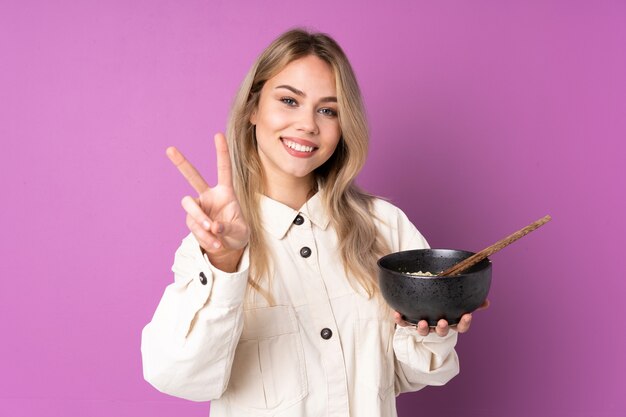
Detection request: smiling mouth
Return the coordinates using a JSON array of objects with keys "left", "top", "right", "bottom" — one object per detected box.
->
[{"left": 281, "top": 138, "right": 318, "bottom": 153}]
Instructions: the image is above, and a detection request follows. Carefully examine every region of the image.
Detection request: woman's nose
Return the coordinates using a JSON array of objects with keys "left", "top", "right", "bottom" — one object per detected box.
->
[{"left": 295, "top": 109, "right": 319, "bottom": 135}]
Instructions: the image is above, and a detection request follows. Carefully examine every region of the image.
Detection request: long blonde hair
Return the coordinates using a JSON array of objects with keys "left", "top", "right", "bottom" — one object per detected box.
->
[{"left": 226, "top": 29, "right": 390, "bottom": 301}]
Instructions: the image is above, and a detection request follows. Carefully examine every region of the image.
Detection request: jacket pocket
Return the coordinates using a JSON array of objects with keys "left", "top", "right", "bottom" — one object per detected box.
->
[{"left": 227, "top": 305, "right": 308, "bottom": 411}]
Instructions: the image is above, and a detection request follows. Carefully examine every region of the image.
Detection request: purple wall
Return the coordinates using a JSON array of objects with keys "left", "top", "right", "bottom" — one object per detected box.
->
[{"left": 1, "top": 0, "right": 624, "bottom": 416}]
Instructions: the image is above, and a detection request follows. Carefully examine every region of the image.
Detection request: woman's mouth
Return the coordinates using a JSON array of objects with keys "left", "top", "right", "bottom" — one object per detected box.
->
[{"left": 281, "top": 137, "right": 318, "bottom": 157}]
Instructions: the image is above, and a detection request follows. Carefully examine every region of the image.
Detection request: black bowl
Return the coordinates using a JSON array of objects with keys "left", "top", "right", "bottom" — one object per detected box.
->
[{"left": 378, "top": 249, "right": 491, "bottom": 326}]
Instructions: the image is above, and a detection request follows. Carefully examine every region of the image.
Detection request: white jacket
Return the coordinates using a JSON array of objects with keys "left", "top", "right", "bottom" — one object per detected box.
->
[{"left": 142, "top": 194, "right": 459, "bottom": 417}]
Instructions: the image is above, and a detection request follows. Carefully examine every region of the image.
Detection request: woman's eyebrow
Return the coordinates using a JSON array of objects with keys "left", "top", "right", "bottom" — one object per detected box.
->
[{"left": 275, "top": 85, "right": 337, "bottom": 103}]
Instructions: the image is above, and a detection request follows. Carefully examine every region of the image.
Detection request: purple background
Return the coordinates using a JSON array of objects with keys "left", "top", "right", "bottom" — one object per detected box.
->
[{"left": 1, "top": 0, "right": 625, "bottom": 416}]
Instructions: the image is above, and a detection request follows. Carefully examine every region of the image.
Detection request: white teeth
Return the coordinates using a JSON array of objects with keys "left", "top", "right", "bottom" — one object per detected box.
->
[{"left": 284, "top": 140, "right": 314, "bottom": 153}]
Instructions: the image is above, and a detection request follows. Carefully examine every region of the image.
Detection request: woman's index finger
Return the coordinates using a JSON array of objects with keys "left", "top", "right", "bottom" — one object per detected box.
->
[
  {"left": 166, "top": 146, "right": 210, "bottom": 194},
  {"left": 214, "top": 133, "right": 233, "bottom": 186}
]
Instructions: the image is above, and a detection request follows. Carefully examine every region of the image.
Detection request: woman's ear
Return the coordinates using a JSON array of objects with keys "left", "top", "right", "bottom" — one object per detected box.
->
[{"left": 249, "top": 110, "right": 257, "bottom": 125}]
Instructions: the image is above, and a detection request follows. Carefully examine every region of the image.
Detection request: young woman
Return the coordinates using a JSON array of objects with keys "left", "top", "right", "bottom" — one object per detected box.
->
[{"left": 142, "top": 28, "right": 476, "bottom": 417}]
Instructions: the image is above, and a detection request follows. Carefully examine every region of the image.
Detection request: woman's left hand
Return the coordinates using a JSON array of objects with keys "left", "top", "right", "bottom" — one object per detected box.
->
[{"left": 393, "top": 299, "right": 490, "bottom": 337}]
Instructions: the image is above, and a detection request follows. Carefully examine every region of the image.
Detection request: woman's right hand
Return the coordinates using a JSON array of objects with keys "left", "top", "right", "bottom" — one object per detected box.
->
[{"left": 167, "top": 133, "right": 250, "bottom": 272}]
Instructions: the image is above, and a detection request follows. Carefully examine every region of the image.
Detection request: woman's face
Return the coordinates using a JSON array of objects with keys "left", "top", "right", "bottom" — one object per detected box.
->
[{"left": 250, "top": 55, "right": 341, "bottom": 187}]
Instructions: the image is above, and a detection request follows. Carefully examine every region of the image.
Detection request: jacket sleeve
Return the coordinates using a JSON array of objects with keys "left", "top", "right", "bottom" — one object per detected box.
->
[
  {"left": 382, "top": 202, "right": 461, "bottom": 394},
  {"left": 393, "top": 327, "right": 460, "bottom": 394},
  {"left": 141, "top": 233, "right": 250, "bottom": 401}
]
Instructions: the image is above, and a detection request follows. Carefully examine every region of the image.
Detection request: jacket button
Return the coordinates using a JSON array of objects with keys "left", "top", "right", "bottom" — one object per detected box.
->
[
  {"left": 293, "top": 214, "right": 304, "bottom": 225},
  {"left": 199, "top": 272, "right": 208, "bottom": 285},
  {"left": 320, "top": 328, "right": 333, "bottom": 340},
  {"left": 300, "top": 247, "right": 311, "bottom": 258}
]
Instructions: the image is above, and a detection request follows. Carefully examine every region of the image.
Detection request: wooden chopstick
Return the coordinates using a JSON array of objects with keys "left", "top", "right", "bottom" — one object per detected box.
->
[{"left": 438, "top": 215, "right": 552, "bottom": 277}]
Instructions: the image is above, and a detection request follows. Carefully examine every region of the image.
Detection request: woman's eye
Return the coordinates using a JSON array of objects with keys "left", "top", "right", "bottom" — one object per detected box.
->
[
  {"left": 319, "top": 108, "right": 338, "bottom": 117},
  {"left": 281, "top": 97, "right": 297, "bottom": 106}
]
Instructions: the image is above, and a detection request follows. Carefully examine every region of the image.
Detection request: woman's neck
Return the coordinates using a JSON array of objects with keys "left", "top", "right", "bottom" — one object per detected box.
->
[{"left": 263, "top": 174, "right": 317, "bottom": 210}]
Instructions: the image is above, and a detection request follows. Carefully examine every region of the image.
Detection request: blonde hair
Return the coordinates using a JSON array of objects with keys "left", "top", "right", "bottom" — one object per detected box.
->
[{"left": 226, "top": 28, "right": 390, "bottom": 302}]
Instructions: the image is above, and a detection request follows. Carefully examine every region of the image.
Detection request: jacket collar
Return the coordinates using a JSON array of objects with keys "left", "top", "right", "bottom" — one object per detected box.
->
[{"left": 259, "top": 191, "right": 331, "bottom": 239}]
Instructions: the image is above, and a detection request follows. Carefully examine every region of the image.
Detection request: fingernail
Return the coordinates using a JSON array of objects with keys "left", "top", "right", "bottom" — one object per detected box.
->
[
  {"left": 203, "top": 220, "right": 211, "bottom": 230},
  {"left": 212, "top": 241, "right": 221, "bottom": 249}
]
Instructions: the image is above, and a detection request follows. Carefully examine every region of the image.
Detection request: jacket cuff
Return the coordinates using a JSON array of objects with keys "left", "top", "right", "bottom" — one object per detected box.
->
[
  {"left": 171, "top": 235, "right": 249, "bottom": 338},
  {"left": 394, "top": 326, "right": 458, "bottom": 370},
  {"left": 199, "top": 244, "right": 250, "bottom": 307}
]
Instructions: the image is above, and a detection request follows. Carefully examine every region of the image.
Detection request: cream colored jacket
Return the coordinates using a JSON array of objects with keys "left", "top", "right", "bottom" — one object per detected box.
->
[{"left": 141, "top": 194, "right": 459, "bottom": 417}]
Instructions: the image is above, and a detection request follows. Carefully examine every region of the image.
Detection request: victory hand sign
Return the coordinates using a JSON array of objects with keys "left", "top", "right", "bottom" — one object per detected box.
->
[{"left": 167, "top": 133, "right": 250, "bottom": 272}]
